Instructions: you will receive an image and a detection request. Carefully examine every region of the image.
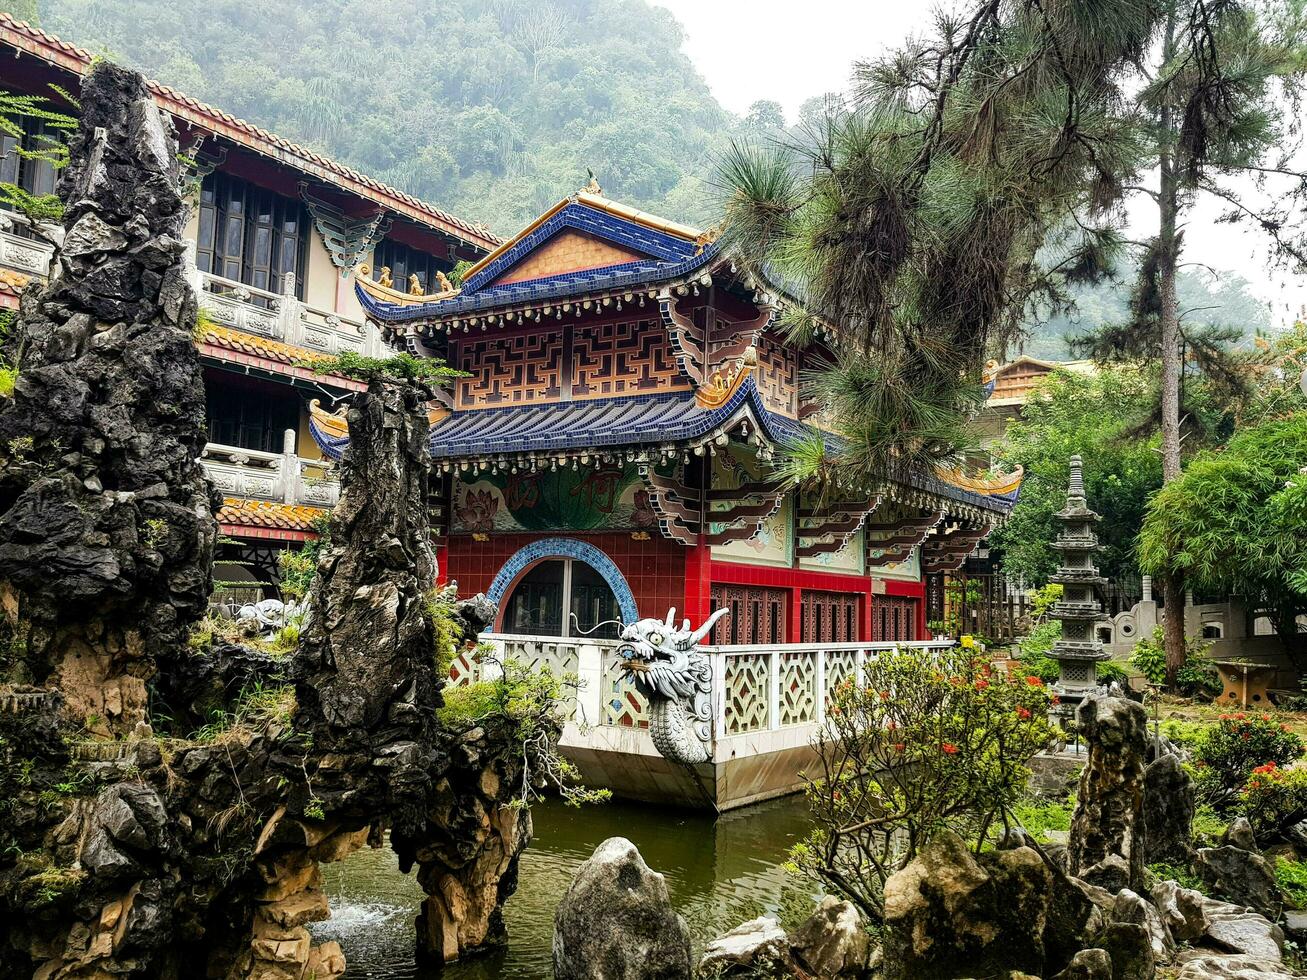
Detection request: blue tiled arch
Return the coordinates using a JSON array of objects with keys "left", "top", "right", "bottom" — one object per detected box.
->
[{"left": 485, "top": 537, "right": 639, "bottom": 625}]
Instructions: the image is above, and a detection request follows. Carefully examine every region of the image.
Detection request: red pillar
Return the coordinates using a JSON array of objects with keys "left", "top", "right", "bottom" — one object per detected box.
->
[
  {"left": 683, "top": 534, "right": 712, "bottom": 635},
  {"left": 788, "top": 588, "right": 804, "bottom": 643},
  {"left": 863, "top": 587, "right": 875, "bottom": 642}
]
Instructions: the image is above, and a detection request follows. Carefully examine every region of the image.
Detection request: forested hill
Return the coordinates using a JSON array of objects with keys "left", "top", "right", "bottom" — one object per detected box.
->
[
  {"left": 30, "top": 0, "right": 1275, "bottom": 348},
  {"left": 37, "top": 0, "right": 742, "bottom": 235}
]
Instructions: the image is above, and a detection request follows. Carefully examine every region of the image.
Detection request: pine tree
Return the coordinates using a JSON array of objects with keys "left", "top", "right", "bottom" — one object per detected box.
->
[
  {"left": 719, "top": 1, "right": 1157, "bottom": 487},
  {"left": 1083, "top": 0, "right": 1307, "bottom": 682}
]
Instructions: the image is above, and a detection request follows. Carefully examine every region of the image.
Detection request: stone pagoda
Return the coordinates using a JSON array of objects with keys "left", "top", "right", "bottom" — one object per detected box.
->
[{"left": 1050, "top": 455, "right": 1108, "bottom": 712}]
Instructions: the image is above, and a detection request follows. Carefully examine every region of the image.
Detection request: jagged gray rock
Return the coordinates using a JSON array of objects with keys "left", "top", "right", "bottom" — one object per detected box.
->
[
  {"left": 1112, "top": 887, "right": 1174, "bottom": 962},
  {"left": 1050, "top": 948, "right": 1114, "bottom": 980},
  {"left": 1144, "top": 752, "right": 1195, "bottom": 864},
  {"left": 0, "top": 59, "right": 216, "bottom": 736},
  {"left": 1067, "top": 696, "right": 1148, "bottom": 893},
  {"left": 882, "top": 830, "right": 1050, "bottom": 980},
  {"left": 1196, "top": 846, "right": 1284, "bottom": 920},
  {"left": 1175, "top": 950, "right": 1297, "bottom": 979},
  {"left": 553, "top": 837, "right": 693, "bottom": 980},
  {"left": 699, "top": 916, "right": 797, "bottom": 978},
  {"left": 1225, "top": 817, "right": 1259, "bottom": 853},
  {"left": 1151, "top": 880, "right": 1211, "bottom": 943},
  {"left": 789, "top": 896, "right": 870, "bottom": 980},
  {"left": 1202, "top": 898, "right": 1286, "bottom": 962},
  {"left": 1098, "top": 921, "right": 1155, "bottom": 980}
]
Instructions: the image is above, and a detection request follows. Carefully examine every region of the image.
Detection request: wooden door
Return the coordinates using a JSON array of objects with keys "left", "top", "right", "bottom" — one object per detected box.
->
[{"left": 801, "top": 591, "right": 860, "bottom": 643}]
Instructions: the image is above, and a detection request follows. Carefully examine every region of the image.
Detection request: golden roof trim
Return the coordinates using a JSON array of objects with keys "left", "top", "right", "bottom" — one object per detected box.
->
[
  {"left": 934, "top": 464, "right": 1025, "bottom": 496},
  {"left": 354, "top": 262, "right": 460, "bottom": 307},
  {"left": 459, "top": 191, "right": 704, "bottom": 284}
]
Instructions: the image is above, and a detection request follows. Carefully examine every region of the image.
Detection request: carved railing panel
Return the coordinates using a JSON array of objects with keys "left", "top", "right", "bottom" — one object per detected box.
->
[
  {"left": 724, "top": 652, "right": 771, "bottom": 734},
  {"left": 779, "top": 651, "right": 817, "bottom": 726},
  {"left": 602, "top": 650, "right": 649, "bottom": 729}
]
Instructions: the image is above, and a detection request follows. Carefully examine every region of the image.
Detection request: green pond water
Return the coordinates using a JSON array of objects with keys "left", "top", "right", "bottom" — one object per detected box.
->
[{"left": 313, "top": 795, "right": 814, "bottom": 979}]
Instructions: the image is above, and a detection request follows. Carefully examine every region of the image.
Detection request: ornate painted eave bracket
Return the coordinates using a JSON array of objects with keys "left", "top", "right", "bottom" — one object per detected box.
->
[
  {"left": 637, "top": 467, "right": 786, "bottom": 547},
  {"left": 865, "top": 508, "right": 945, "bottom": 568},
  {"left": 660, "top": 287, "right": 776, "bottom": 391},
  {"left": 300, "top": 183, "right": 393, "bottom": 275},
  {"left": 796, "top": 495, "right": 883, "bottom": 558},
  {"left": 921, "top": 523, "right": 994, "bottom": 575}
]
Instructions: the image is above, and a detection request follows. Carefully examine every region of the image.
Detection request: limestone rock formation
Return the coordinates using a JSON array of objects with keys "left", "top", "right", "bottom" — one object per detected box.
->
[
  {"left": 698, "top": 916, "right": 799, "bottom": 978},
  {"left": 1201, "top": 897, "right": 1286, "bottom": 961},
  {"left": 1151, "top": 879, "right": 1211, "bottom": 943},
  {"left": 0, "top": 60, "right": 216, "bottom": 736},
  {"left": 1067, "top": 695, "right": 1148, "bottom": 892},
  {"left": 1050, "top": 948, "right": 1114, "bottom": 980},
  {"left": 789, "top": 896, "right": 871, "bottom": 979},
  {"left": 553, "top": 837, "right": 693, "bottom": 980},
  {"left": 1175, "top": 950, "right": 1298, "bottom": 979},
  {"left": 881, "top": 830, "right": 1051, "bottom": 980},
  {"left": 1196, "top": 845, "right": 1284, "bottom": 920},
  {"left": 1144, "top": 751, "right": 1195, "bottom": 864}
]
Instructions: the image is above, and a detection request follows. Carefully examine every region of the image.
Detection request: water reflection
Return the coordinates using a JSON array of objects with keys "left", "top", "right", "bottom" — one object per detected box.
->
[{"left": 314, "top": 795, "right": 814, "bottom": 979}]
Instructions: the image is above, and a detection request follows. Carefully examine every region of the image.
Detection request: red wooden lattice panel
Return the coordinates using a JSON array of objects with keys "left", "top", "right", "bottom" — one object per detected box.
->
[
  {"left": 872, "top": 595, "right": 919, "bottom": 643},
  {"left": 801, "top": 591, "right": 860, "bottom": 644},
  {"left": 709, "top": 584, "right": 787, "bottom": 645}
]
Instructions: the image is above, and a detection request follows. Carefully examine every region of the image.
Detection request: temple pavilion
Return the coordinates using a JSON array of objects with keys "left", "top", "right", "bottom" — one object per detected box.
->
[{"left": 314, "top": 184, "right": 1023, "bottom": 646}]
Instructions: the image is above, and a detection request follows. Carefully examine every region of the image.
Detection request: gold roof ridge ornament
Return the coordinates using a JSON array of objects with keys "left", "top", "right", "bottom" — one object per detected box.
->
[
  {"left": 933, "top": 464, "right": 1025, "bottom": 496},
  {"left": 695, "top": 345, "right": 757, "bottom": 409},
  {"left": 354, "top": 261, "right": 460, "bottom": 306},
  {"left": 581, "top": 169, "right": 602, "bottom": 195}
]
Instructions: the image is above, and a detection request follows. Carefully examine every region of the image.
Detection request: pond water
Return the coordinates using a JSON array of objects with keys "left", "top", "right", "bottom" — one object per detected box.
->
[{"left": 313, "top": 795, "right": 814, "bottom": 979}]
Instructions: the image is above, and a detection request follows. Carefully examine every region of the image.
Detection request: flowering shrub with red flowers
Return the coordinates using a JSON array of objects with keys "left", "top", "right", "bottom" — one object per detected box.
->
[
  {"left": 789, "top": 646, "right": 1053, "bottom": 919},
  {"left": 1238, "top": 762, "right": 1307, "bottom": 843},
  {"left": 1192, "top": 713, "right": 1305, "bottom": 808}
]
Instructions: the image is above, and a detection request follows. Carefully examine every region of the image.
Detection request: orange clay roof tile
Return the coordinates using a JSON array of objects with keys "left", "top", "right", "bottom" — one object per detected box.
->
[{"left": 217, "top": 498, "right": 327, "bottom": 532}]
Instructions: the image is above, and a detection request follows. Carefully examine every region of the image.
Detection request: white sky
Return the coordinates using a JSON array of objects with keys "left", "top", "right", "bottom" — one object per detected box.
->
[{"left": 651, "top": 0, "right": 1307, "bottom": 328}]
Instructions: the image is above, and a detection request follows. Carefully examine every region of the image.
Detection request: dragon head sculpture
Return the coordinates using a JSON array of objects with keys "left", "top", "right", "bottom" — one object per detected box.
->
[{"left": 616, "top": 607, "right": 729, "bottom": 765}]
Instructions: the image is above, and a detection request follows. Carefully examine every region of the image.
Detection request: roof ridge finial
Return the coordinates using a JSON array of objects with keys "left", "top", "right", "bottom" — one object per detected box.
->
[
  {"left": 581, "top": 168, "right": 602, "bottom": 196},
  {"left": 1067, "top": 454, "right": 1085, "bottom": 499}
]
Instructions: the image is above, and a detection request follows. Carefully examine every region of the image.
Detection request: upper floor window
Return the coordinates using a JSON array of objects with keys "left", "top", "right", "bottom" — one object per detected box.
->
[
  {"left": 0, "top": 116, "right": 60, "bottom": 235},
  {"left": 195, "top": 172, "right": 308, "bottom": 300},
  {"left": 373, "top": 238, "right": 452, "bottom": 296}
]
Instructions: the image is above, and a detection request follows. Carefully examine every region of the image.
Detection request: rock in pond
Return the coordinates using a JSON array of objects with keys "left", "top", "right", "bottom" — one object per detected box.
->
[
  {"left": 790, "top": 896, "right": 870, "bottom": 979},
  {"left": 698, "top": 915, "right": 799, "bottom": 977},
  {"left": 553, "top": 837, "right": 693, "bottom": 980}
]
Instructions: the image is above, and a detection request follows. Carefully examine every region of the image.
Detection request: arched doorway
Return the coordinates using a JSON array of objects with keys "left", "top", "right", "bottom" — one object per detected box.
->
[{"left": 486, "top": 538, "right": 638, "bottom": 639}]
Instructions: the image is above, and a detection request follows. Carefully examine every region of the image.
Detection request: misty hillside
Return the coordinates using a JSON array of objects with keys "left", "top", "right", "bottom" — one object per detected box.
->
[
  {"left": 31, "top": 0, "right": 1273, "bottom": 348},
  {"left": 40, "top": 0, "right": 745, "bottom": 234}
]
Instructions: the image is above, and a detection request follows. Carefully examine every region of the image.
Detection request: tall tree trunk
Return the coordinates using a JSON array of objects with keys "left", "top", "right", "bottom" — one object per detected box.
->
[{"left": 1158, "top": 5, "right": 1187, "bottom": 685}]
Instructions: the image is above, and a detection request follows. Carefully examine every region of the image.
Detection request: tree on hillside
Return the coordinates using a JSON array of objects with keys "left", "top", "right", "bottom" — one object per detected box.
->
[
  {"left": 1078, "top": 0, "right": 1307, "bottom": 682},
  {"left": 745, "top": 100, "right": 785, "bottom": 132},
  {"left": 38, "top": 0, "right": 737, "bottom": 234},
  {"left": 989, "top": 368, "right": 1162, "bottom": 586},
  {"left": 1139, "top": 414, "right": 1307, "bottom": 663},
  {"left": 720, "top": 1, "right": 1157, "bottom": 487}
]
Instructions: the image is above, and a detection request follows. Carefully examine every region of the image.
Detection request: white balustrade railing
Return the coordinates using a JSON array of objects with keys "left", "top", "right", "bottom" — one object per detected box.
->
[
  {"left": 200, "top": 429, "right": 340, "bottom": 509},
  {"left": 0, "top": 211, "right": 55, "bottom": 280},
  {"left": 187, "top": 246, "right": 391, "bottom": 359},
  {"left": 468, "top": 635, "right": 954, "bottom": 741}
]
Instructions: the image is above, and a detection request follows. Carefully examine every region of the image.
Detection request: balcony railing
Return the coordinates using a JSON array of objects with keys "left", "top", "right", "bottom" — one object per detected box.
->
[
  {"left": 200, "top": 429, "right": 340, "bottom": 509},
  {"left": 188, "top": 248, "right": 391, "bottom": 359},
  {"left": 0, "top": 211, "right": 55, "bottom": 280},
  {"left": 465, "top": 634, "right": 954, "bottom": 739}
]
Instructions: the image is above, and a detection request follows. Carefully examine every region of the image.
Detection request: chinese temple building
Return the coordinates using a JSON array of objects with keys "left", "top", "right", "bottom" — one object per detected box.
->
[
  {"left": 0, "top": 13, "right": 496, "bottom": 600},
  {"left": 322, "top": 184, "right": 1024, "bottom": 647}
]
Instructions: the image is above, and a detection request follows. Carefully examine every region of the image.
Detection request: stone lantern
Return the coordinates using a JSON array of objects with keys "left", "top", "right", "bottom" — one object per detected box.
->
[{"left": 1050, "top": 455, "right": 1107, "bottom": 712}]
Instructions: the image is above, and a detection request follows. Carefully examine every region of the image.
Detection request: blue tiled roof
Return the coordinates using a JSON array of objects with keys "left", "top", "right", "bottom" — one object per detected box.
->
[
  {"left": 305, "top": 379, "right": 1016, "bottom": 515},
  {"left": 358, "top": 243, "right": 721, "bottom": 323},
  {"left": 461, "top": 201, "right": 702, "bottom": 293},
  {"left": 429, "top": 377, "right": 776, "bottom": 457}
]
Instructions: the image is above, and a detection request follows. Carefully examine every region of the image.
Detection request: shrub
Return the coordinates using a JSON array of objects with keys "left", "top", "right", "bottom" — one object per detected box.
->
[
  {"left": 1148, "top": 860, "right": 1202, "bottom": 892},
  {"left": 1010, "top": 794, "right": 1074, "bottom": 842},
  {"left": 1240, "top": 763, "right": 1307, "bottom": 843},
  {"left": 276, "top": 513, "right": 331, "bottom": 602},
  {"left": 437, "top": 654, "right": 608, "bottom": 808},
  {"left": 1130, "top": 626, "right": 1220, "bottom": 696},
  {"left": 1277, "top": 857, "right": 1307, "bottom": 910},
  {"left": 789, "top": 647, "right": 1053, "bottom": 919},
  {"left": 1193, "top": 712, "right": 1305, "bottom": 807}
]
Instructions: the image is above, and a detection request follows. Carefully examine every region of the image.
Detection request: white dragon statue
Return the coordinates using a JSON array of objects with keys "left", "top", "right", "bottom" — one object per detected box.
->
[{"left": 616, "top": 607, "right": 730, "bottom": 765}]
